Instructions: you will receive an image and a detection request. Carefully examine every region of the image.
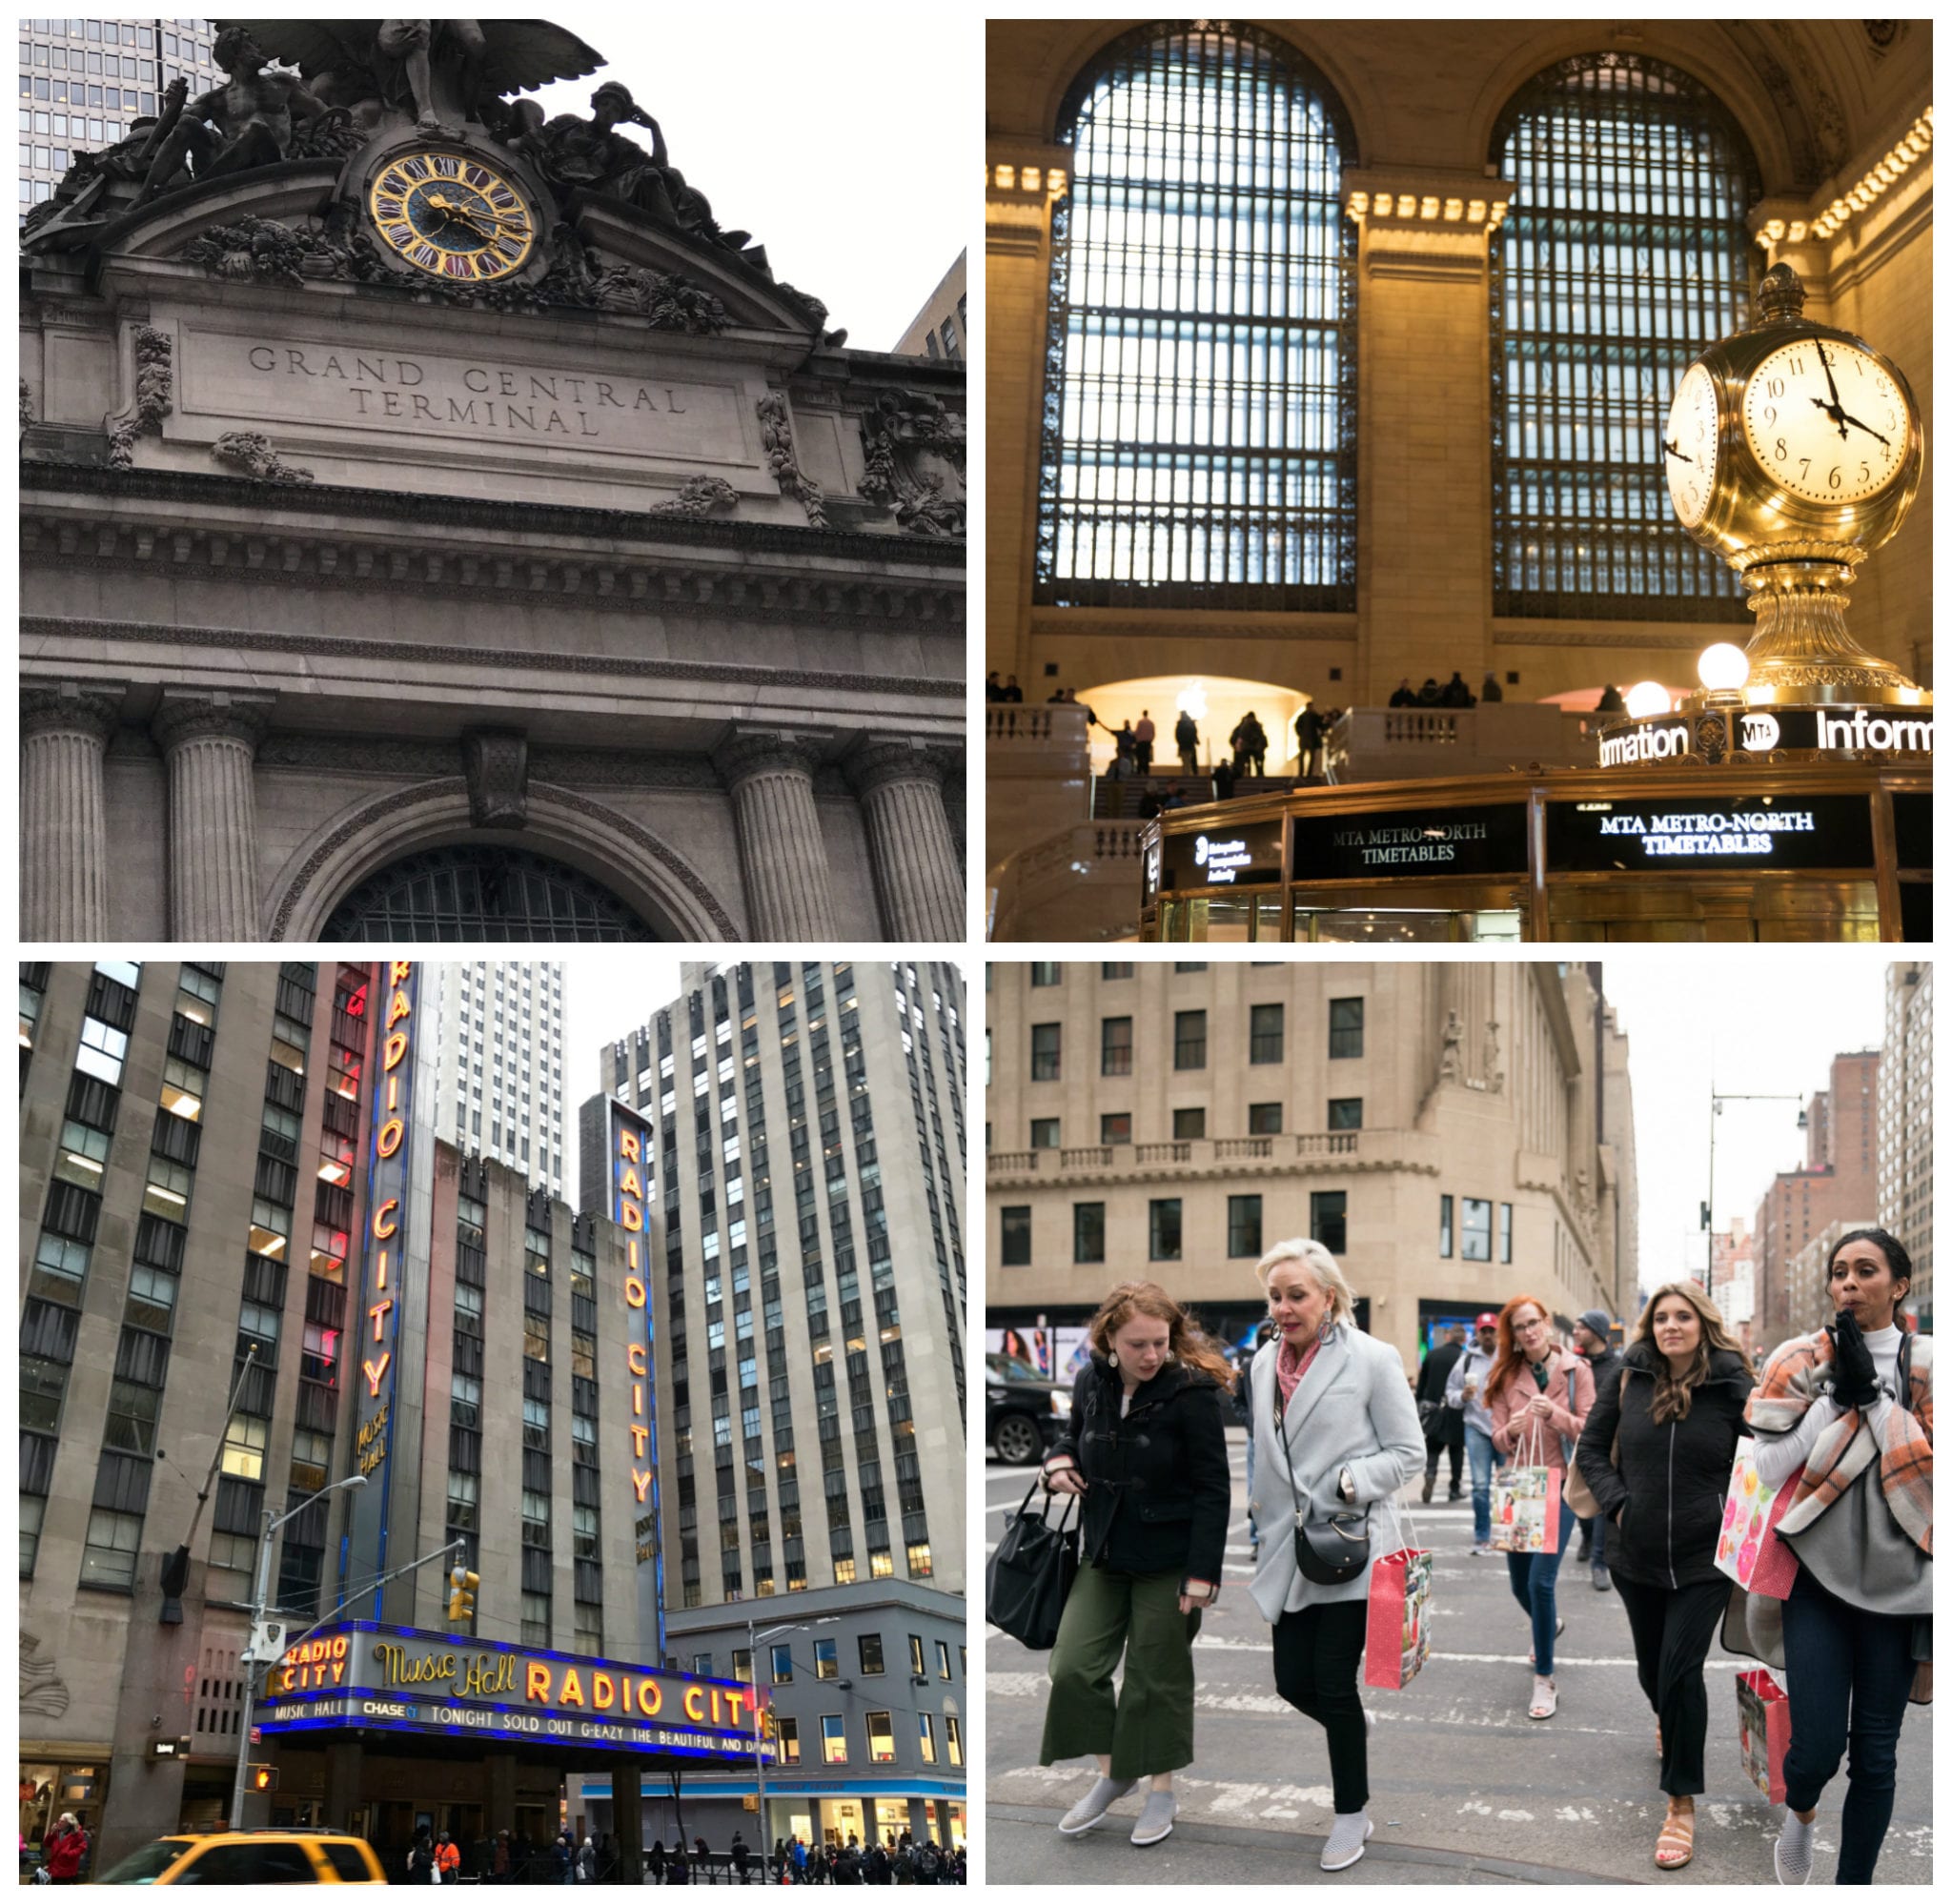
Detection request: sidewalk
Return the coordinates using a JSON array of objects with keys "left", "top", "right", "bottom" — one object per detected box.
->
[{"left": 986, "top": 1804, "right": 1632, "bottom": 1886}]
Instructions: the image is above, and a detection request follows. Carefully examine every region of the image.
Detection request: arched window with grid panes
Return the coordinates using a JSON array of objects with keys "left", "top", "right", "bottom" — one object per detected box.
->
[
  {"left": 1036, "top": 23, "right": 1356, "bottom": 610},
  {"left": 1491, "top": 52, "right": 1761, "bottom": 619}
]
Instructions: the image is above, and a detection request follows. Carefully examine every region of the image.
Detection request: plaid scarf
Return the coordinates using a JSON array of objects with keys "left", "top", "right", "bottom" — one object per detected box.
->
[{"left": 1747, "top": 1327, "right": 1932, "bottom": 1557}]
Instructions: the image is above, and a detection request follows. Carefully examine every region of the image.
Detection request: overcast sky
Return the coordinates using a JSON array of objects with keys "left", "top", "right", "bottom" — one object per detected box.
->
[
  {"left": 1599, "top": 956, "right": 1894, "bottom": 1298},
  {"left": 519, "top": 14, "right": 970, "bottom": 352}
]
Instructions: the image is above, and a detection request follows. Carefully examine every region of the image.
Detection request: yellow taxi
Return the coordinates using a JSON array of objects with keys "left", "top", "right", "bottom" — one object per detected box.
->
[{"left": 95, "top": 1829, "right": 387, "bottom": 1884}]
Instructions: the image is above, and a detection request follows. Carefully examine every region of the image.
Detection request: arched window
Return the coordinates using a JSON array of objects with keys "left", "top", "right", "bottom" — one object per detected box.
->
[
  {"left": 322, "top": 846, "right": 660, "bottom": 942},
  {"left": 1037, "top": 22, "right": 1356, "bottom": 610},
  {"left": 1491, "top": 52, "right": 1760, "bottom": 618}
]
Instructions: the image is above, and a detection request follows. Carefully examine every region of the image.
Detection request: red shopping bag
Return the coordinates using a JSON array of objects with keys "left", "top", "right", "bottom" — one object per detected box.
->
[
  {"left": 1364, "top": 1547, "right": 1434, "bottom": 1690},
  {"left": 1736, "top": 1669, "right": 1792, "bottom": 1803}
]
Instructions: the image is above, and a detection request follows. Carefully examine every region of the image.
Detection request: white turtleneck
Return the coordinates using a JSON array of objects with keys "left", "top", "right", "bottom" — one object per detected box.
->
[{"left": 1753, "top": 1323, "right": 1901, "bottom": 1489}]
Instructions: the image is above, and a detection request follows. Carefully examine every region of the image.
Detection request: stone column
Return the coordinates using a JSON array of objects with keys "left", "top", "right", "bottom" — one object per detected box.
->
[
  {"left": 714, "top": 728, "right": 839, "bottom": 940},
  {"left": 152, "top": 692, "right": 274, "bottom": 942},
  {"left": 847, "top": 739, "right": 964, "bottom": 942},
  {"left": 322, "top": 1738, "right": 363, "bottom": 1833},
  {"left": 21, "top": 682, "right": 120, "bottom": 941},
  {"left": 609, "top": 1758, "right": 643, "bottom": 1885}
]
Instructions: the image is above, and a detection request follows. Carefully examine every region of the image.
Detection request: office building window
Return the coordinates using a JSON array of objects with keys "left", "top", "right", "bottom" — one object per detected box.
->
[
  {"left": 858, "top": 1633, "right": 884, "bottom": 1675},
  {"left": 1439, "top": 1194, "right": 1454, "bottom": 1259},
  {"left": 1172, "top": 1106, "right": 1205, "bottom": 1141},
  {"left": 865, "top": 1711, "right": 896, "bottom": 1763},
  {"left": 1173, "top": 1010, "right": 1207, "bottom": 1069},
  {"left": 1500, "top": 1203, "right": 1514, "bottom": 1264},
  {"left": 1149, "top": 1199, "right": 1182, "bottom": 1262},
  {"left": 1030, "top": 1023, "right": 1062, "bottom": 1081},
  {"left": 1072, "top": 1202, "right": 1105, "bottom": 1265},
  {"left": 1250, "top": 1003, "right": 1284, "bottom": 1064},
  {"left": 821, "top": 1715, "right": 847, "bottom": 1764},
  {"left": 1249, "top": 1103, "right": 1283, "bottom": 1135},
  {"left": 1100, "top": 1016, "right": 1133, "bottom": 1076},
  {"left": 1029, "top": 1118, "right": 1060, "bottom": 1149},
  {"left": 1329, "top": 997, "right": 1363, "bottom": 1059},
  {"left": 1100, "top": 1112, "right": 1131, "bottom": 1144},
  {"left": 1228, "top": 1195, "right": 1263, "bottom": 1259},
  {"left": 1030, "top": 962, "right": 1062, "bottom": 986},
  {"left": 1311, "top": 1190, "right": 1347, "bottom": 1257},
  {"left": 1328, "top": 1098, "right": 1362, "bottom": 1131},
  {"left": 1461, "top": 1197, "right": 1494, "bottom": 1262},
  {"left": 1000, "top": 1206, "right": 1031, "bottom": 1266}
]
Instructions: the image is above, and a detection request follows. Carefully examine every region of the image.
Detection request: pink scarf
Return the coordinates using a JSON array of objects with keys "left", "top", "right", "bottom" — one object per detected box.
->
[{"left": 1275, "top": 1331, "right": 1324, "bottom": 1414}]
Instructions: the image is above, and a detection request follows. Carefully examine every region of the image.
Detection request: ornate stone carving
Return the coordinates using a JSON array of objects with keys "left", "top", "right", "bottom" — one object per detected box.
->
[
  {"left": 713, "top": 729, "right": 829, "bottom": 790},
  {"left": 649, "top": 475, "right": 739, "bottom": 519},
  {"left": 1438, "top": 1008, "right": 1464, "bottom": 1081},
  {"left": 462, "top": 729, "right": 530, "bottom": 828},
  {"left": 1863, "top": 21, "right": 1902, "bottom": 55},
  {"left": 152, "top": 691, "right": 274, "bottom": 752},
  {"left": 107, "top": 326, "right": 172, "bottom": 471},
  {"left": 212, "top": 432, "right": 315, "bottom": 483},
  {"left": 19, "top": 377, "right": 31, "bottom": 432},
  {"left": 756, "top": 393, "right": 830, "bottom": 530},
  {"left": 844, "top": 736, "right": 946, "bottom": 798},
  {"left": 591, "top": 266, "right": 728, "bottom": 334},
  {"left": 21, "top": 681, "right": 122, "bottom": 742},
  {"left": 181, "top": 213, "right": 314, "bottom": 287},
  {"left": 20, "top": 1632, "right": 70, "bottom": 1720},
  {"left": 135, "top": 27, "right": 349, "bottom": 204},
  {"left": 857, "top": 391, "right": 966, "bottom": 537}
]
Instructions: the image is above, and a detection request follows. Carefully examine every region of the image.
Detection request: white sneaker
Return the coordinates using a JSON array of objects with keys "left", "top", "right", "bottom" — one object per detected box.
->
[
  {"left": 1057, "top": 1775, "right": 1135, "bottom": 1835},
  {"left": 1321, "top": 1813, "right": 1373, "bottom": 1872}
]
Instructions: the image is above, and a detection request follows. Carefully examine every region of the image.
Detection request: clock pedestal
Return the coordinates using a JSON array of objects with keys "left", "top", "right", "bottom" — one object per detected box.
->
[{"left": 1715, "top": 545, "right": 1925, "bottom": 711}]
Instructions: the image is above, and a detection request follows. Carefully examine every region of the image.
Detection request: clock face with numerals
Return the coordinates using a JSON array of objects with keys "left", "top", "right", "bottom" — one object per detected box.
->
[
  {"left": 1662, "top": 362, "right": 1718, "bottom": 529},
  {"left": 1739, "top": 337, "right": 1911, "bottom": 506},
  {"left": 367, "top": 150, "right": 537, "bottom": 281}
]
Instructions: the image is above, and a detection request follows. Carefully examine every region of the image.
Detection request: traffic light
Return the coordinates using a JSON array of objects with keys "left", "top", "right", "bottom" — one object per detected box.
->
[
  {"left": 762, "top": 1707, "right": 778, "bottom": 1742},
  {"left": 251, "top": 1764, "right": 279, "bottom": 1793},
  {"left": 447, "top": 1567, "right": 479, "bottom": 1622}
]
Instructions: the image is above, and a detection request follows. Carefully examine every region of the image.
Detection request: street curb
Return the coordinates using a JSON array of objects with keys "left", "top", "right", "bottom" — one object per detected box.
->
[{"left": 985, "top": 1804, "right": 1636, "bottom": 1885}]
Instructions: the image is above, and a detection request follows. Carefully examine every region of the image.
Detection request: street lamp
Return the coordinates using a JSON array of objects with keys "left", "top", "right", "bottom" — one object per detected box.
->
[
  {"left": 230, "top": 1472, "right": 366, "bottom": 1829},
  {"left": 1704, "top": 1090, "right": 1807, "bottom": 1299},
  {"left": 747, "top": 1614, "right": 839, "bottom": 1876}
]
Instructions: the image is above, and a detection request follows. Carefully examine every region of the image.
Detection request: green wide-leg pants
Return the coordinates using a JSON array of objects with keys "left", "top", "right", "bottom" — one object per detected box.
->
[{"left": 1039, "top": 1558, "right": 1201, "bottom": 1779}]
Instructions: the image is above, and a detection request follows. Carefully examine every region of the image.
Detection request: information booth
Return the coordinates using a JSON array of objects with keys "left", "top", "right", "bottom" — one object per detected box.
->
[{"left": 1140, "top": 759, "right": 1929, "bottom": 942}]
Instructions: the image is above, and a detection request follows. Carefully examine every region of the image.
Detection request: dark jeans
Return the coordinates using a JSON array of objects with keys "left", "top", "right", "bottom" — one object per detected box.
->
[
  {"left": 1610, "top": 1572, "right": 1730, "bottom": 1795},
  {"left": 1504, "top": 1494, "right": 1574, "bottom": 1676},
  {"left": 1271, "top": 1598, "right": 1371, "bottom": 1813},
  {"left": 1779, "top": 1566, "right": 1916, "bottom": 1883}
]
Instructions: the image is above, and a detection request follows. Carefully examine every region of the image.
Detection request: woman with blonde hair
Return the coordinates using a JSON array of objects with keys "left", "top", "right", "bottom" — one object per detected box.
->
[
  {"left": 1038, "top": 1280, "right": 1232, "bottom": 1849},
  {"left": 1245, "top": 1238, "right": 1422, "bottom": 1872},
  {"left": 1575, "top": 1280, "right": 1755, "bottom": 1870},
  {"left": 1487, "top": 1294, "right": 1594, "bottom": 1723}
]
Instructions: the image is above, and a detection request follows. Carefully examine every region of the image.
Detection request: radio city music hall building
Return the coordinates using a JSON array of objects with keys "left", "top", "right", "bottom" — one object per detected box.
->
[{"left": 19, "top": 958, "right": 762, "bottom": 1874}]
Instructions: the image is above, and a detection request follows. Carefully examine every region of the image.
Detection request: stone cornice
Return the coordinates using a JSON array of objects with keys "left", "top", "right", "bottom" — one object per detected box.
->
[
  {"left": 21, "top": 617, "right": 966, "bottom": 701},
  {"left": 20, "top": 459, "right": 965, "bottom": 572}
]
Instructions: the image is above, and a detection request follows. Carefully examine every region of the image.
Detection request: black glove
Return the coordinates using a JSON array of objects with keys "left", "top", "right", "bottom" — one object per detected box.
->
[{"left": 1828, "top": 1308, "right": 1881, "bottom": 1410}]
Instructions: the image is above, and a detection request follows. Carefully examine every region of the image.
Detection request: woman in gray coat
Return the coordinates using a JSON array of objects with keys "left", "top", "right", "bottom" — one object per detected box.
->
[{"left": 1246, "top": 1238, "right": 1423, "bottom": 1873}]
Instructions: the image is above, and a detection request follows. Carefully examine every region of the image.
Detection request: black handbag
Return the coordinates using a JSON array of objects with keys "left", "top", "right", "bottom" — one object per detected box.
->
[
  {"left": 1274, "top": 1353, "right": 1372, "bottom": 1586},
  {"left": 986, "top": 1472, "right": 1080, "bottom": 1649}
]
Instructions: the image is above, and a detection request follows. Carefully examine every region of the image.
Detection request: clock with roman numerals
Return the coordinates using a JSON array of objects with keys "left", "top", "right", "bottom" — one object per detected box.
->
[{"left": 367, "top": 148, "right": 538, "bottom": 282}]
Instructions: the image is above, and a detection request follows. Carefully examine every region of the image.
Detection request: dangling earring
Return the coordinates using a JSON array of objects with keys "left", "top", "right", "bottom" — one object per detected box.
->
[{"left": 1107, "top": 1350, "right": 1119, "bottom": 1369}]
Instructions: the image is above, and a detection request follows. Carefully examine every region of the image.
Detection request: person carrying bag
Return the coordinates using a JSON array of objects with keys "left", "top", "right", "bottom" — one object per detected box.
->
[
  {"left": 1720, "top": 1229, "right": 1931, "bottom": 1885},
  {"left": 1246, "top": 1239, "right": 1422, "bottom": 1872},
  {"left": 1488, "top": 1296, "right": 1592, "bottom": 1723},
  {"left": 1575, "top": 1280, "right": 1755, "bottom": 1870},
  {"left": 1036, "top": 1281, "right": 1231, "bottom": 1850}
]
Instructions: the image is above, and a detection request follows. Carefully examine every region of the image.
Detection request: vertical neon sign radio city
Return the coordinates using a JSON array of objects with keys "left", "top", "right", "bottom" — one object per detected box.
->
[{"left": 610, "top": 1100, "right": 665, "bottom": 1653}]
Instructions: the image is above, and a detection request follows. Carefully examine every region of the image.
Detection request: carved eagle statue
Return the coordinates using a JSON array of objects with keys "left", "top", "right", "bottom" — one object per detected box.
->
[{"left": 217, "top": 18, "right": 604, "bottom": 103}]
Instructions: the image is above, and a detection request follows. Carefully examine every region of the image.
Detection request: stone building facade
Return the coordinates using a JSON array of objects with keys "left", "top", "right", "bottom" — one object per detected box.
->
[
  {"left": 1878, "top": 962, "right": 1932, "bottom": 1328},
  {"left": 986, "top": 960, "right": 1637, "bottom": 1367},
  {"left": 21, "top": 23, "right": 965, "bottom": 943}
]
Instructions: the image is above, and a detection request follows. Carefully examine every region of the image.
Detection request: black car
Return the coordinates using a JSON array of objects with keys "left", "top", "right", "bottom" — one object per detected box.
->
[{"left": 986, "top": 1352, "right": 1071, "bottom": 1465}]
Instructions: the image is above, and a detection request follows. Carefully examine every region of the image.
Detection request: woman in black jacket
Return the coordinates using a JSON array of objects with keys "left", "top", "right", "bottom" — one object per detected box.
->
[
  {"left": 1576, "top": 1280, "right": 1756, "bottom": 1871},
  {"left": 1039, "top": 1281, "right": 1232, "bottom": 1850}
]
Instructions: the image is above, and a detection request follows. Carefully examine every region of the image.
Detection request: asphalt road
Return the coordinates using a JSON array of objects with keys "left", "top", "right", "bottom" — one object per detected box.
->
[{"left": 984, "top": 1429, "right": 1932, "bottom": 1886}]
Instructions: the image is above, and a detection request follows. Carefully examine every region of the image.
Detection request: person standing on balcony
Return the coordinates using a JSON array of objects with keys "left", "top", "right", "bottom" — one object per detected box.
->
[
  {"left": 1294, "top": 701, "right": 1325, "bottom": 780},
  {"left": 1174, "top": 707, "right": 1199, "bottom": 775},
  {"left": 1133, "top": 709, "right": 1155, "bottom": 774}
]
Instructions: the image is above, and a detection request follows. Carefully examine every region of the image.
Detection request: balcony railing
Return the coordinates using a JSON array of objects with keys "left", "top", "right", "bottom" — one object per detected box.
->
[{"left": 988, "top": 1130, "right": 1362, "bottom": 1181}]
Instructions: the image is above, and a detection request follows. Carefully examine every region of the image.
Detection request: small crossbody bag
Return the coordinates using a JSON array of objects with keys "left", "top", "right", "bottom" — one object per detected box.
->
[{"left": 1274, "top": 1363, "right": 1372, "bottom": 1586}]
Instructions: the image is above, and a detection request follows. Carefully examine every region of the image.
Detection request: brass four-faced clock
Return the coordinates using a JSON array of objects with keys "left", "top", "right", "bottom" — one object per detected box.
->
[
  {"left": 1660, "top": 263, "right": 1925, "bottom": 704},
  {"left": 367, "top": 148, "right": 539, "bottom": 282}
]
